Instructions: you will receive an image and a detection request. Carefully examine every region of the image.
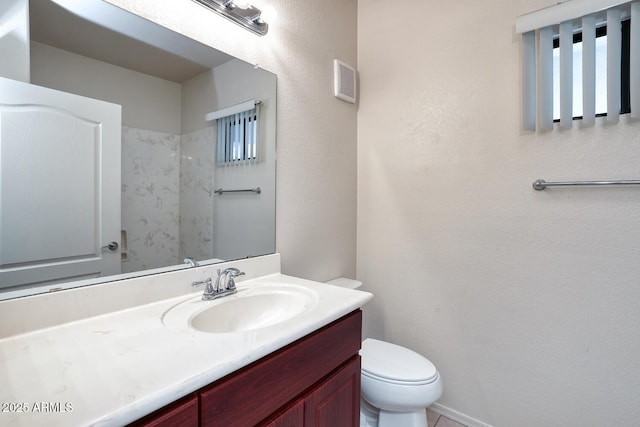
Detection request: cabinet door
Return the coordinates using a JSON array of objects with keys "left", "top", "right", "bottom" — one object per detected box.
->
[
  {"left": 128, "top": 394, "right": 198, "bottom": 427},
  {"left": 304, "top": 356, "right": 361, "bottom": 427},
  {"left": 261, "top": 399, "right": 304, "bottom": 427}
]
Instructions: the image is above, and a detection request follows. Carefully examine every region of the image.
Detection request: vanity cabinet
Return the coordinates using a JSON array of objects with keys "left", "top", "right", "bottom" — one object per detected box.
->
[
  {"left": 261, "top": 357, "right": 360, "bottom": 426},
  {"left": 262, "top": 399, "right": 304, "bottom": 426},
  {"left": 300, "top": 356, "right": 360, "bottom": 426},
  {"left": 130, "top": 394, "right": 199, "bottom": 427},
  {"left": 131, "top": 310, "right": 362, "bottom": 427}
]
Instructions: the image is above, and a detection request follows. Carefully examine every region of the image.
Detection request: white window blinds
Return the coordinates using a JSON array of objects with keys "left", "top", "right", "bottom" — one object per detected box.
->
[
  {"left": 204, "top": 100, "right": 261, "bottom": 165},
  {"left": 516, "top": 0, "right": 640, "bottom": 131}
]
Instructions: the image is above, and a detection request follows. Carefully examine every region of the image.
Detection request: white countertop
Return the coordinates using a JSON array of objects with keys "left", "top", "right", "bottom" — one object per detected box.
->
[{"left": 0, "top": 273, "right": 372, "bottom": 426}]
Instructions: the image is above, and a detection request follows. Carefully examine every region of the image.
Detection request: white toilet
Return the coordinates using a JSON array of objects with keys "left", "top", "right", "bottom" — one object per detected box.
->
[{"left": 326, "top": 278, "right": 443, "bottom": 427}]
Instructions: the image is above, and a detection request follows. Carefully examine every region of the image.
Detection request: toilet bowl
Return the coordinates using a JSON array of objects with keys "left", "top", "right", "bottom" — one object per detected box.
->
[
  {"left": 325, "top": 278, "right": 443, "bottom": 427},
  {"left": 360, "top": 338, "right": 443, "bottom": 427}
]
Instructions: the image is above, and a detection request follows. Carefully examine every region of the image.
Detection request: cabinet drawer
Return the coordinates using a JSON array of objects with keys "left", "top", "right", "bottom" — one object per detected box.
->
[{"left": 200, "top": 310, "right": 362, "bottom": 426}]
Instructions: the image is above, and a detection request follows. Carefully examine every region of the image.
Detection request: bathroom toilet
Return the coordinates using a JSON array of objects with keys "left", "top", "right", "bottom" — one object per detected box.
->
[
  {"left": 325, "top": 279, "right": 443, "bottom": 427},
  {"left": 359, "top": 338, "right": 443, "bottom": 427}
]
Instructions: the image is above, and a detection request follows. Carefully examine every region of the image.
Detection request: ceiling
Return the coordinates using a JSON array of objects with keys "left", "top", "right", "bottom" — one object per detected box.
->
[{"left": 29, "top": 0, "right": 234, "bottom": 83}]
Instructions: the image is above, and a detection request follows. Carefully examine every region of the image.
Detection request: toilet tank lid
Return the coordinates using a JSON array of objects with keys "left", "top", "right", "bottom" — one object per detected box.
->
[
  {"left": 360, "top": 338, "right": 438, "bottom": 383},
  {"left": 325, "top": 278, "right": 362, "bottom": 289}
]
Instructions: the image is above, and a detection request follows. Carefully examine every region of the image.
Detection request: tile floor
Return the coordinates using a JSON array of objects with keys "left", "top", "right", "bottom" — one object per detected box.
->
[{"left": 427, "top": 408, "right": 468, "bottom": 427}]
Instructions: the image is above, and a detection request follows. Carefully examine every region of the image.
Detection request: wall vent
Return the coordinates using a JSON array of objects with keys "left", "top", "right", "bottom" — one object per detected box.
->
[{"left": 334, "top": 60, "right": 356, "bottom": 104}]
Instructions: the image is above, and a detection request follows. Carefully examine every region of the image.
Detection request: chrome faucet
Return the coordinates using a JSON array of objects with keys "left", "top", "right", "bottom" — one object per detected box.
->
[
  {"left": 202, "top": 268, "right": 245, "bottom": 301},
  {"left": 184, "top": 257, "right": 199, "bottom": 267}
]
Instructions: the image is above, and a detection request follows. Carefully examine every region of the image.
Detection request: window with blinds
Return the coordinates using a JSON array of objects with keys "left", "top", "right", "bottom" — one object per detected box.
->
[
  {"left": 517, "top": 0, "right": 640, "bottom": 131},
  {"left": 552, "top": 24, "right": 610, "bottom": 120},
  {"left": 216, "top": 106, "right": 259, "bottom": 165}
]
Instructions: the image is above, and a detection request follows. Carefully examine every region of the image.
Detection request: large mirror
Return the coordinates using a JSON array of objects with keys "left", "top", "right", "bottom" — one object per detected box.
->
[{"left": 0, "top": 0, "right": 276, "bottom": 300}]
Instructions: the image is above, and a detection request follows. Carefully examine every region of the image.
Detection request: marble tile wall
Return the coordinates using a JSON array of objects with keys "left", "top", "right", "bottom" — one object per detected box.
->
[
  {"left": 121, "top": 127, "right": 181, "bottom": 273},
  {"left": 179, "top": 127, "right": 215, "bottom": 261},
  {"left": 121, "top": 126, "right": 216, "bottom": 273}
]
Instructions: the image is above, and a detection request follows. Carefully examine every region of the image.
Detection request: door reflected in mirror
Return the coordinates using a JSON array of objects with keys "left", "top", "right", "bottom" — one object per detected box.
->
[{"left": 0, "top": 0, "right": 276, "bottom": 300}]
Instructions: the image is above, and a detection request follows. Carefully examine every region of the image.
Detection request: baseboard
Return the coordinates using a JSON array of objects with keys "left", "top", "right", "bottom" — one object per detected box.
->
[{"left": 430, "top": 403, "right": 494, "bottom": 427}]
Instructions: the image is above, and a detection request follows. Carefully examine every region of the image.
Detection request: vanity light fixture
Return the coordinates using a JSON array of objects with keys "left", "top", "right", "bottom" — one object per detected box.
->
[{"left": 192, "top": 0, "right": 269, "bottom": 36}]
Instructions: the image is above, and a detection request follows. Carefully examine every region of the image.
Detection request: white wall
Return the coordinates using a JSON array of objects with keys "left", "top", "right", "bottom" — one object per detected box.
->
[
  {"left": 180, "top": 59, "right": 276, "bottom": 261},
  {"left": 30, "top": 42, "right": 181, "bottom": 134},
  {"left": 105, "top": 0, "right": 359, "bottom": 281},
  {"left": 358, "top": 1, "right": 640, "bottom": 426},
  {"left": 213, "top": 60, "right": 276, "bottom": 260},
  {"left": 0, "top": 0, "right": 29, "bottom": 82}
]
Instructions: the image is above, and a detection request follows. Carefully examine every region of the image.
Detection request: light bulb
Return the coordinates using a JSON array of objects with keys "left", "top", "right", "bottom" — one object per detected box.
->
[{"left": 259, "top": 5, "right": 277, "bottom": 22}]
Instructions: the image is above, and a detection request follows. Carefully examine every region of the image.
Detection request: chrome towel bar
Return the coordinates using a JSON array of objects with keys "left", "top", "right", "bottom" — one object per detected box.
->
[
  {"left": 533, "top": 179, "right": 640, "bottom": 190},
  {"left": 214, "top": 187, "right": 261, "bottom": 195}
]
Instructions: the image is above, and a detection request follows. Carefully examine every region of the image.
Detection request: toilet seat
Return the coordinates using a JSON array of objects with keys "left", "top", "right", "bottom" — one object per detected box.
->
[
  {"left": 360, "top": 338, "right": 438, "bottom": 384},
  {"left": 362, "top": 369, "right": 439, "bottom": 386}
]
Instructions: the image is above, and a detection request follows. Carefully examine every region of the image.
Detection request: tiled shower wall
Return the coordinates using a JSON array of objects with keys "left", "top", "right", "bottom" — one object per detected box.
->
[
  {"left": 179, "top": 127, "right": 216, "bottom": 263},
  {"left": 121, "top": 126, "right": 214, "bottom": 273}
]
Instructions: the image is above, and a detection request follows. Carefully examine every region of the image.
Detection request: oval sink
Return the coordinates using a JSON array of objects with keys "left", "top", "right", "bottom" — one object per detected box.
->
[{"left": 163, "top": 283, "right": 318, "bottom": 334}]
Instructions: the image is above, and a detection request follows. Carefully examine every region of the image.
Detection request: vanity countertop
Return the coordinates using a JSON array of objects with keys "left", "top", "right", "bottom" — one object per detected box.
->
[{"left": 0, "top": 273, "right": 372, "bottom": 426}]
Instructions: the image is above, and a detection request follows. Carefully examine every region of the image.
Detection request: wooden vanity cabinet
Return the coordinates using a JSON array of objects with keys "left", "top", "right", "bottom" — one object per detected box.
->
[
  {"left": 261, "top": 399, "right": 305, "bottom": 426},
  {"left": 129, "top": 393, "right": 198, "bottom": 427},
  {"left": 261, "top": 356, "right": 360, "bottom": 427},
  {"left": 131, "top": 310, "right": 362, "bottom": 427},
  {"left": 300, "top": 355, "right": 361, "bottom": 426}
]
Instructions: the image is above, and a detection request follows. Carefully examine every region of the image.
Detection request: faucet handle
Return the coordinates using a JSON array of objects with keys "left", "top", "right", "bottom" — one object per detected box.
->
[
  {"left": 223, "top": 267, "right": 244, "bottom": 277},
  {"left": 222, "top": 268, "right": 245, "bottom": 291},
  {"left": 192, "top": 277, "right": 212, "bottom": 287}
]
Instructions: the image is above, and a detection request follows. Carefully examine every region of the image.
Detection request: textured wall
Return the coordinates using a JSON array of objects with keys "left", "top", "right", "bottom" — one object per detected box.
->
[
  {"left": 358, "top": 1, "right": 640, "bottom": 426},
  {"left": 106, "top": 0, "right": 359, "bottom": 281}
]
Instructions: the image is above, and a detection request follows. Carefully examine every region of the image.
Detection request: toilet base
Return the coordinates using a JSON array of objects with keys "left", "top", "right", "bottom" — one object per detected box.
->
[
  {"left": 360, "top": 398, "right": 379, "bottom": 427},
  {"left": 360, "top": 397, "right": 429, "bottom": 427},
  {"left": 379, "top": 408, "right": 428, "bottom": 427}
]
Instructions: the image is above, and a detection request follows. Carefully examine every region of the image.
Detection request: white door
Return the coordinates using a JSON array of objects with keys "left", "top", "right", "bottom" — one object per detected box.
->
[{"left": 0, "top": 76, "right": 121, "bottom": 291}]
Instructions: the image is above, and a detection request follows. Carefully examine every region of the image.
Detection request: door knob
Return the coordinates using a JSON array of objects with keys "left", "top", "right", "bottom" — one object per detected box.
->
[{"left": 102, "top": 241, "right": 119, "bottom": 251}]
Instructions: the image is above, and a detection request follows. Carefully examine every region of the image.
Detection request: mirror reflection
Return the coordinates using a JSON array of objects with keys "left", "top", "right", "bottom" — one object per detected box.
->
[{"left": 0, "top": 0, "right": 276, "bottom": 300}]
